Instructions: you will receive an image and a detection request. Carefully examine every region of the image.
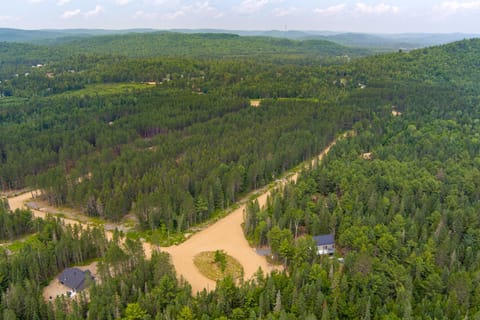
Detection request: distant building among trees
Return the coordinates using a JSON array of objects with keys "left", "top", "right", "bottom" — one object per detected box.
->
[{"left": 313, "top": 234, "right": 335, "bottom": 255}]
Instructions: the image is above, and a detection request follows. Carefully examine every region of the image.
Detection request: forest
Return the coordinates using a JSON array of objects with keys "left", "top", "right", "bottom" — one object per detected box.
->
[
  {"left": 0, "top": 32, "right": 480, "bottom": 318},
  {"left": 0, "top": 33, "right": 369, "bottom": 232}
]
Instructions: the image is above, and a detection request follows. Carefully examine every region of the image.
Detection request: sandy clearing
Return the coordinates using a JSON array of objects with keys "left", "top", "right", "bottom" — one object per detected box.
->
[
  {"left": 6, "top": 191, "right": 154, "bottom": 259},
  {"left": 43, "top": 261, "right": 98, "bottom": 302},
  {"left": 43, "top": 279, "right": 71, "bottom": 301},
  {"left": 162, "top": 200, "right": 275, "bottom": 292},
  {"left": 391, "top": 106, "right": 402, "bottom": 116},
  {"left": 7, "top": 191, "right": 95, "bottom": 230},
  {"left": 250, "top": 99, "right": 261, "bottom": 107},
  {"left": 361, "top": 152, "right": 373, "bottom": 160},
  {"left": 162, "top": 134, "right": 346, "bottom": 293}
]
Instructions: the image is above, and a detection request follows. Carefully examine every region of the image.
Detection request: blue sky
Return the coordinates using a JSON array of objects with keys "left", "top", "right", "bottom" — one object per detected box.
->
[{"left": 1, "top": 0, "right": 480, "bottom": 33}]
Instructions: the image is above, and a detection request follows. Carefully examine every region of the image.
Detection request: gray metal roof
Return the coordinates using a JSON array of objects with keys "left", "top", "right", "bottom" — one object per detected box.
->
[
  {"left": 58, "top": 268, "right": 86, "bottom": 291},
  {"left": 313, "top": 234, "right": 335, "bottom": 246}
]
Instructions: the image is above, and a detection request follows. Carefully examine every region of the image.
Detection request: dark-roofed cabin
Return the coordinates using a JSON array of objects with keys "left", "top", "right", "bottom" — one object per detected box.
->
[
  {"left": 58, "top": 268, "right": 92, "bottom": 292},
  {"left": 313, "top": 234, "right": 335, "bottom": 255}
]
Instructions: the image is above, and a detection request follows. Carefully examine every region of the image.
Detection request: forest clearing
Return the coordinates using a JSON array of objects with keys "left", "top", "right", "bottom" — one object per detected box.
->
[
  {"left": 5, "top": 191, "right": 155, "bottom": 257},
  {"left": 42, "top": 262, "right": 98, "bottom": 301},
  {"left": 249, "top": 99, "right": 261, "bottom": 107}
]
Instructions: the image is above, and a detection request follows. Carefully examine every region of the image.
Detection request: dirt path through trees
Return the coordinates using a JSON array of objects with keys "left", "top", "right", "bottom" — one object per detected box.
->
[
  {"left": 4, "top": 133, "right": 346, "bottom": 293},
  {"left": 8, "top": 191, "right": 74, "bottom": 224},
  {"left": 6, "top": 191, "right": 155, "bottom": 258},
  {"left": 162, "top": 133, "right": 347, "bottom": 292}
]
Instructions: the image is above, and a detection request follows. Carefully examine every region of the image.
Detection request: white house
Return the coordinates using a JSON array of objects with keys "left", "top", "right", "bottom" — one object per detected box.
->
[{"left": 313, "top": 234, "right": 335, "bottom": 255}]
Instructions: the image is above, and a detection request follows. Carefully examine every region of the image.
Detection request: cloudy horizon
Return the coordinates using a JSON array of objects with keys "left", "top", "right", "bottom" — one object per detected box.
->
[{"left": 1, "top": 1, "right": 480, "bottom": 34}]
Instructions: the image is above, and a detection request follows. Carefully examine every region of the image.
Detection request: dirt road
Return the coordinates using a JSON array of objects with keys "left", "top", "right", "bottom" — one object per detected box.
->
[
  {"left": 7, "top": 191, "right": 76, "bottom": 225},
  {"left": 5, "top": 191, "right": 155, "bottom": 258},
  {"left": 162, "top": 201, "right": 272, "bottom": 292},
  {"left": 162, "top": 134, "right": 345, "bottom": 293}
]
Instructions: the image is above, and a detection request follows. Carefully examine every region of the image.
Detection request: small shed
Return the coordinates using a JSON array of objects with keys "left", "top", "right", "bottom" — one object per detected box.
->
[
  {"left": 57, "top": 268, "right": 92, "bottom": 292},
  {"left": 313, "top": 234, "right": 335, "bottom": 255}
]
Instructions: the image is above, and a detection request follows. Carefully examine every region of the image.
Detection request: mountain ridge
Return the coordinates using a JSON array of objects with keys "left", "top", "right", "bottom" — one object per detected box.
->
[{"left": 1, "top": 27, "right": 478, "bottom": 51}]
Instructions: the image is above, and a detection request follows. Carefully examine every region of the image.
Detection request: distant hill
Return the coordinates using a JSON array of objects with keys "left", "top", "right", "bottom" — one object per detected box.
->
[
  {"left": 0, "top": 28, "right": 478, "bottom": 51},
  {"left": 315, "top": 32, "right": 480, "bottom": 50},
  {"left": 0, "top": 28, "right": 68, "bottom": 42},
  {"left": 0, "top": 28, "right": 157, "bottom": 44},
  {"left": 171, "top": 29, "right": 480, "bottom": 50},
  {"left": 53, "top": 32, "right": 369, "bottom": 58},
  {"left": 0, "top": 31, "right": 368, "bottom": 80}
]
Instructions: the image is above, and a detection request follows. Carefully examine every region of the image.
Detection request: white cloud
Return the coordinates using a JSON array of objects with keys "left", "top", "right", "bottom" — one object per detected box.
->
[
  {"left": 61, "top": 9, "right": 81, "bottom": 19},
  {"left": 273, "top": 7, "right": 299, "bottom": 17},
  {"left": 314, "top": 4, "right": 346, "bottom": 16},
  {"left": 166, "top": 9, "right": 186, "bottom": 19},
  {"left": 152, "top": 0, "right": 180, "bottom": 6},
  {"left": 198, "top": 1, "right": 224, "bottom": 17},
  {"left": 57, "top": 0, "right": 71, "bottom": 5},
  {"left": 133, "top": 10, "right": 157, "bottom": 19},
  {"left": 115, "top": 0, "right": 133, "bottom": 5},
  {"left": 235, "top": 0, "right": 272, "bottom": 14},
  {"left": 435, "top": 1, "right": 480, "bottom": 14},
  {"left": 165, "top": 1, "right": 223, "bottom": 20},
  {"left": 85, "top": 5, "right": 104, "bottom": 17},
  {"left": 61, "top": 5, "right": 103, "bottom": 20},
  {"left": 0, "top": 15, "right": 18, "bottom": 23},
  {"left": 355, "top": 3, "right": 400, "bottom": 14}
]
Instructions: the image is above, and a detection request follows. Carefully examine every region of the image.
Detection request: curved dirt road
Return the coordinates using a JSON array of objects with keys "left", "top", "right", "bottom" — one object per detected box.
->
[
  {"left": 5, "top": 191, "right": 155, "bottom": 258},
  {"left": 162, "top": 202, "right": 272, "bottom": 292},
  {"left": 162, "top": 135, "right": 344, "bottom": 293},
  {"left": 7, "top": 191, "right": 77, "bottom": 225}
]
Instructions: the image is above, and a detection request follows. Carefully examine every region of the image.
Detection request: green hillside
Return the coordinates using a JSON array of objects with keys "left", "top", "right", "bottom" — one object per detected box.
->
[
  {"left": 55, "top": 32, "right": 369, "bottom": 58},
  {"left": 0, "top": 32, "right": 368, "bottom": 82}
]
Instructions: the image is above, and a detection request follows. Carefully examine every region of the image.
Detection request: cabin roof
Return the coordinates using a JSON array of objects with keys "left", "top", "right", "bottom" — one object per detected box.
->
[
  {"left": 313, "top": 234, "right": 335, "bottom": 246},
  {"left": 57, "top": 268, "right": 87, "bottom": 291}
]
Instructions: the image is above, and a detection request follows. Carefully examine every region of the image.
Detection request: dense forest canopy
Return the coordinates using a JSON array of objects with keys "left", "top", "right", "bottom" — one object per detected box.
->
[
  {"left": 0, "top": 32, "right": 480, "bottom": 318},
  {"left": 0, "top": 33, "right": 371, "bottom": 230},
  {"left": 0, "top": 32, "right": 368, "bottom": 80}
]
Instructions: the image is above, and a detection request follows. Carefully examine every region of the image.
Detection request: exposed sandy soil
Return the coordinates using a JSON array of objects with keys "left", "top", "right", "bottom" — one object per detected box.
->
[
  {"left": 8, "top": 191, "right": 69, "bottom": 223},
  {"left": 43, "top": 279, "right": 72, "bottom": 301},
  {"left": 250, "top": 99, "right": 261, "bottom": 107},
  {"left": 361, "top": 152, "right": 373, "bottom": 160},
  {"left": 6, "top": 191, "right": 154, "bottom": 258},
  {"left": 162, "top": 199, "right": 276, "bottom": 292},
  {"left": 391, "top": 106, "right": 402, "bottom": 116}
]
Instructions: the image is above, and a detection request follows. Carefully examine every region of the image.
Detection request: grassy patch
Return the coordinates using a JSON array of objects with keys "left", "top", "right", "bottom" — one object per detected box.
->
[
  {"left": 208, "top": 208, "right": 231, "bottom": 221},
  {"left": 127, "top": 229, "right": 185, "bottom": 246},
  {"left": 55, "top": 82, "right": 154, "bottom": 98},
  {"left": 88, "top": 217, "right": 106, "bottom": 226},
  {"left": 6, "top": 234, "right": 41, "bottom": 252},
  {"left": 0, "top": 97, "right": 28, "bottom": 107},
  {"left": 194, "top": 251, "right": 244, "bottom": 282}
]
